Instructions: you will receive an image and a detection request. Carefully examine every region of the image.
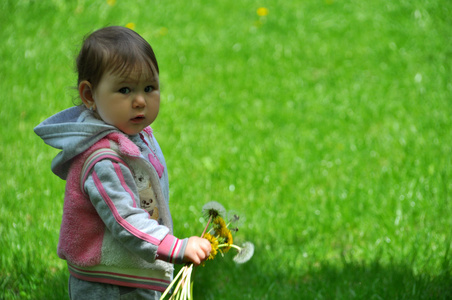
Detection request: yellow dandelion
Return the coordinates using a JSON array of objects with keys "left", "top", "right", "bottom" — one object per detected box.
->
[
  {"left": 204, "top": 232, "right": 219, "bottom": 260},
  {"left": 219, "top": 226, "right": 230, "bottom": 239},
  {"left": 213, "top": 216, "right": 227, "bottom": 234},
  {"left": 159, "top": 27, "right": 168, "bottom": 36},
  {"left": 257, "top": 7, "right": 269, "bottom": 17},
  {"left": 125, "top": 23, "right": 136, "bottom": 30},
  {"left": 107, "top": 0, "right": 116, "bottom": 6},
  {"left": 221, "top": 230, "right": 233, "bottom": 253}
]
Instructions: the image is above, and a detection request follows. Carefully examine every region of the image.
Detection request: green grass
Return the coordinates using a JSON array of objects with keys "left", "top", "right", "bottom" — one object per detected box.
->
[{"left": 1, "top": 0, "right": 451, "bottom": 299}]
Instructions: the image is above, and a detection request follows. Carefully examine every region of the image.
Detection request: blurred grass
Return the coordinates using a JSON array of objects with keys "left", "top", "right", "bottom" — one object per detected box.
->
[{"left": 1, "top": 0, "right": 451, "bottom": 299}]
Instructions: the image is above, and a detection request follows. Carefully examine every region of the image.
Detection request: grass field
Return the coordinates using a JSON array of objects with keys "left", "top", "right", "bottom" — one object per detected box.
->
[{"left": 1, "top": 0, "right": 451, "bottom": 299}]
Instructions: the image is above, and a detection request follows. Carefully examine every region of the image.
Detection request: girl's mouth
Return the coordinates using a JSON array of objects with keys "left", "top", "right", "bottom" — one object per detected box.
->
[{"left": 131, "top": 115, "right": 145, "bottom": 123}]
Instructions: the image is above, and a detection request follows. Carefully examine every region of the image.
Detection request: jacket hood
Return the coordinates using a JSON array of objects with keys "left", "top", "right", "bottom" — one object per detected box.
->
[{"left": 34, "top": 106, "right": 119, "bottom": 179}]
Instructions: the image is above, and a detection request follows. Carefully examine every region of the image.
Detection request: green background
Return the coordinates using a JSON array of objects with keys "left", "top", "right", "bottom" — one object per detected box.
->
[{"left": 1, "top": 0, "right": 451, "bottom": 299}]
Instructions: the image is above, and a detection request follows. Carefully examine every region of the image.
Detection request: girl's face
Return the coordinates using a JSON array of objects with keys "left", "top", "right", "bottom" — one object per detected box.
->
[{"left": 91, "top": 66, "right": 160, "bottom": 135}]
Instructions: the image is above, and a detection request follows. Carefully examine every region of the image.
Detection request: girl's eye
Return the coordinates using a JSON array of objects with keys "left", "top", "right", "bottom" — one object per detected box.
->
[
  {"left": 119, "top": 87, "right": 131, "bottom": 94},
  {"left": 144, "top": 86, "right": 154, "bottom": 93}
]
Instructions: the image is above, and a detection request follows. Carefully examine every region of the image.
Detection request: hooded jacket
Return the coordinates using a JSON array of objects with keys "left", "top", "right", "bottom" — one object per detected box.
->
[{"left": 34, "top": 106, "right": 187, "bottom": 291}]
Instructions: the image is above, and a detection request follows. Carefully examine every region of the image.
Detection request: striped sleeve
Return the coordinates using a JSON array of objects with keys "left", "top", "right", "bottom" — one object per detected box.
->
[{"left": 156, "top": 235, "right": 188, "bottom": 264}]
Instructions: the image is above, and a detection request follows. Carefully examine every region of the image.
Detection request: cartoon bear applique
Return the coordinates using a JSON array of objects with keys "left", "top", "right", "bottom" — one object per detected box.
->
[
  {"left": 139, "top": 184, "right": 159, "bottom": 221},
  {"left": 134, "top": 172, "right": 159, "bottom": 221}
]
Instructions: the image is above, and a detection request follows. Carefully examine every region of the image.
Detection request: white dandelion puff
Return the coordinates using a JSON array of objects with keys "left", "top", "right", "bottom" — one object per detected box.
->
[
  {"left": 202, "top": 201, "right": 226, "bottom": 220},
  {"left": 233, "top": 242, "right": 255, "bottom": 264}
]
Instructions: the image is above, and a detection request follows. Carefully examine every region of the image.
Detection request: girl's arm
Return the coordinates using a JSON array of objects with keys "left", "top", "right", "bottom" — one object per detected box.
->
[{"left": 84, "top": 159, "right": 188, "bottom": 264}]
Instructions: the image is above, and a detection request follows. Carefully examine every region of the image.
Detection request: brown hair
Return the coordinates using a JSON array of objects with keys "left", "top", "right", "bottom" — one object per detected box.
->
[{"left": 76, "top": 26, "right": 159, "bottom": 89}]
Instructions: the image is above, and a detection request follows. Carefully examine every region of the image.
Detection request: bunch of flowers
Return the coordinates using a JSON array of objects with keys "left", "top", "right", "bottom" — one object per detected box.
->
[{"left": 160, "top": 201, "right": 254, "bottom": 300}]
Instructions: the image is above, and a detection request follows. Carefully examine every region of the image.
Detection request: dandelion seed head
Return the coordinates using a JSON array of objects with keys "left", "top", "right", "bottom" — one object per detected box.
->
[
  {"left": 202, "top": 201, "right": 226, "bottom": 220},
  {"left": 233, "top": 242, "right": 254, "bottom": 264},
  {"left": 227, "top": 210, "right": 245, "bottom": 228}
]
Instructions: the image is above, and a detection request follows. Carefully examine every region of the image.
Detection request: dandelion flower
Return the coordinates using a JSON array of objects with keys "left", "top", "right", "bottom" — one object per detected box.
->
[
  {"left": 257, "top": 7, "right": 269, "bottom": 17},
  {"left": 233, "top": 242, "right": 254, "bottom": 264},
  {"left": 125, "top": 23, "right": 136, "bottom": 30},
  {"left": 159, "top": 27, "right": 168, "bottom": 36},
  {"left": 204, "top": 232, "right": 219, "bottom": 260},
  {"left": 107, "top": 0, "right": 116, "bottom": 6},
  {"left": 221, "top": 230, "right": 233, "bottom": 253},
  {"left": 219, "top": 226, "right": 231, "bottom": 239},
  {"left": 202, "top": 201, "right": 226, "bottom": 220},
  {"left": 213, "top": 216, "right": 227, "bottom": 233}
]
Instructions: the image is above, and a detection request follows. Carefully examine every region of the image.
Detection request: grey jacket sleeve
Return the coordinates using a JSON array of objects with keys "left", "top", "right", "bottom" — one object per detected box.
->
[{"left": 84, "top": 159, "right": 187, "bottom": 263}]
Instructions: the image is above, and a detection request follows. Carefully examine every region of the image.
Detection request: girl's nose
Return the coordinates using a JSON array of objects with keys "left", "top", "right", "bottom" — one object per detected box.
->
[{"left": 133, "top": 94, "right": 146, "bottom": 108}]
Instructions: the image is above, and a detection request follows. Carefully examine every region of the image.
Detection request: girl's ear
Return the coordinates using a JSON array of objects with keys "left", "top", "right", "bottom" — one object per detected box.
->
[{"left": 79, "top": 81, "right": 95, "bottom": 109}]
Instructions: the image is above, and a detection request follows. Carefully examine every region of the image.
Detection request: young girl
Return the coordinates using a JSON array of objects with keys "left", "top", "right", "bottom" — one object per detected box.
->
[{"left": 34, "top": 26, "right": 211, "bottom": 299}]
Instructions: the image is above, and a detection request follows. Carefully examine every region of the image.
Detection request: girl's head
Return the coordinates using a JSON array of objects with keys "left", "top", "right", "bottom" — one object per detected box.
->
[
  {"left": 77, "top": 26, "right": 161, "bottom": 135},
  {"left": 76, "top": 26, "right": 159, "bottom": 88}
]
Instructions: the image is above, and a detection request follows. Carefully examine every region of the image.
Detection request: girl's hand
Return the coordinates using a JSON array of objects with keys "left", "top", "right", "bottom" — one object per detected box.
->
[{"left": 183, "top": 236, "right": 211, "bottom": 265}]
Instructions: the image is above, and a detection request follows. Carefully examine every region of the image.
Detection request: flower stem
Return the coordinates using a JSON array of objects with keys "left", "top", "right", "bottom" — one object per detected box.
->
[
  {"left": 200, "top": 215, "right": 212, "bottom": 238},
  {"left": 160, "top": 265, "right": 186, "bottom": 299},
  {"left": 169, "top": 265, "right": 192, "bottom": 300},
  {"left": 217, "top": 243, "right": 241, "bottom": 251},
  {"left": 183, "top": 264, "right": 193, "bottom": 299}
]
